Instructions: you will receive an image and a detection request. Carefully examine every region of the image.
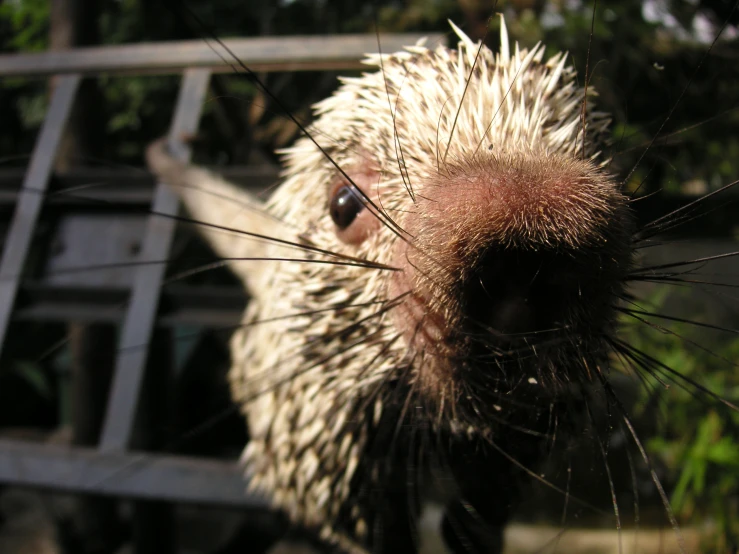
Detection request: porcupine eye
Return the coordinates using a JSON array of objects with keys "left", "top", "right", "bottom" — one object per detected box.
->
[
  {"left": 330, "top": 184, "right": 365, "bottom": 229},
  {"left": 328, "top": 166, "right": 382, "bottom": 245}
]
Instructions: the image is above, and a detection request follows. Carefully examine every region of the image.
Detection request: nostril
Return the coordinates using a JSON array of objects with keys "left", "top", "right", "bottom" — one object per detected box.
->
[
  {"left": 486, "top": 293, "right": 536, "bottom": 338},
  {"left": 462, "top": 250, "right": 578, "bottom": 346}
]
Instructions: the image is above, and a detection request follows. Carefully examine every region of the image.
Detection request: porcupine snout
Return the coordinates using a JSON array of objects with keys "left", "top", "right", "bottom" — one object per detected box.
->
[{"left": 389, "top": 151, "right": 635, "bottom": 400}]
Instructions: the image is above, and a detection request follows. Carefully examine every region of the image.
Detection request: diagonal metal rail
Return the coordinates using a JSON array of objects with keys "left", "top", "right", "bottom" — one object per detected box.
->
[
  {"left": 100, "top": 68, "right": 212, "bottom": 453},
  {"left": 0, "top": 74, "right": 81, "bottom": 360}
]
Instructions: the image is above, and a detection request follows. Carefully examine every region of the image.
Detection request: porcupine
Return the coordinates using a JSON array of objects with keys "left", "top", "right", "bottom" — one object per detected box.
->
[{"left": 145, "top": 14, "right": 734, "bottom": 554}]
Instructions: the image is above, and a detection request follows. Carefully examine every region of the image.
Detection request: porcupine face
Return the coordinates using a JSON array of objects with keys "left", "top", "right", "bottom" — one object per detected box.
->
[
  {"left": 230, "top": 18, "right": 636, "bottom": 548},
  {"left": 388, "top": 152, "right": 633, "bottom": 418}
]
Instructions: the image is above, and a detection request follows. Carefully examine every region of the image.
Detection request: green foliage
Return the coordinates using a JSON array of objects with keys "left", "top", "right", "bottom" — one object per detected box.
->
[
  {"left": 11, "top": 360, "right": 53, "bottom": 399},
  {"left": 0, "top": 0, "right": 50, "bottom": 52},
  {"left": 618, "top": 287, "right": 739, "bottom": 549},
  {"left": 0, "top": 0, "right": 51, "bottom": 154}
]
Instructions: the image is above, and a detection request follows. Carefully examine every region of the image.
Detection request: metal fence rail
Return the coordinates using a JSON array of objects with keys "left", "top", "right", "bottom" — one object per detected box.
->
[
  {"left": 0, "top": 33, "right": 443, "bottom": 76},
  {"left": 0, "top": 438, "right": 266, "bottom": 507}
]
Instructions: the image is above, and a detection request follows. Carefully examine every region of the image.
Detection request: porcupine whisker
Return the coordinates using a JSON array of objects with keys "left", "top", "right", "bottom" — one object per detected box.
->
[
  {"left": 4, "top": 256, "right": 392, "bottom": 285},
  {"left": 163, "top": 257, "right": 394, "bottom": 285},
  {"left": 458, "top": 340, "right": 562, "bottom": 374},
  {"left": 163, "top": 256, "right": 395, "bottom": 282},
  {"left": 535, "top": 527, "right": 572, "bottom": 554},
  {"left": 624, "top": 274, "right": 739, "bottom": 301},
  {"left": 618, "top": 309, "right": 739, "bottom": 371},
  {"left": 25, "top": 163, "right": 399, "bottom": 270},
  {"left": 366, "top": 358, "right": 425, "bottom": 548},
  {"left": 232, "top": 294, "right": 409, "bottom": 395},
  {"left": 635, "top": 179, "right": 739, "bottom": 238},
  {"left": 614, "top": 106, "right": 739, "bottom": 157},
  {"left": 24, "top": 190, "right": 397, "bottom": 361},
  {"left": 443, "top": 364, "right": 551, "bottom": 423},
  {"left": 374, "top": 10, "right": 415, "bottom": 204},
  {"left": 441, "top": 503, "right": 478, "bottom": 554},
  {"left": 158, "top": 209, "right": 400, "bottom": 268},
  {"left": 374, "top": 13, "right": 490, "bottom": 202},
  {"left": 425, "top": 440, "right": 481, "bottom": 549},
  {"left": 637, "top": 195, "right": 739, "bottom": 241},
  {"left": 282, "top": 291, "right": 408, "bottom": 358},
  {"left": 615, "top": 343, "right": 726, "bottom": 425},
  {"left": 401, "top": 242, "right": 466, "bottom": 300},
  {"left": 625, "top": 278, "right": 739, "bottom": 315},
  {"left": 38, "top": 306, "right": 404, "bottom": 474},
  {"left": 391, "top": 355, "right": 425, "bottom": 444},
  {"left": 482, "top": 433, "right": 610, "bottom": 518},
  {"left": 404, "top": 422, "right": 424, "bottom": 553},
  {"left": 618, "top": 307, "right": 739, "bottom": 336},
  {"left": 397, "top": 405, "right": 434, "bottom": 547},
  {"left": 88, "top": 309, "right": 405, "bottom": 493},
  {"left": 348, "top": 333, "right": 406, "bottom": 421},
  {"left": 165, "top": 1, "right": 414, "bottom": 242},
  {"left": 89, "top": 329, "right": 398, "bottom": 496},
  {"left": 408, "top": 305, "right": 582, "bottom": 410},
  {"left": 629, "top": 251, "right": 739, "bottom": 275},
  {"left": 461, "top": 326, "right": 579, "bottom": 366},
  {"left": 85, "top": 404, "right": 244, "bottom": 492},
  {"left": 533, "top": 432, "right": 619, "bottom": 551},
  {"left": 441, "top": 15, "right": 492, "bottom": 167},
  {"left": 577, "top": 0, "right": 598, "bottom": 161},
  {"left": 624, "top": 0, "right": 739, "bottom": 195},
  {"left": 627, "top": 273, "right": 739, "bottom": 288},
  {"left": 195, "top": 100, "right": 357, "bottom": 172},
  {"left": 33, "top": 285, "right": 392, "bottom": 366},
  {"left": 484, "top": 412, "right": 554, "bottom": 440},
  {"left": 435, "top": 97, "right": 454, "bottom": 173},
  {"left": 598, "top": 377, "right": 689, "bottom": 553},
  {"left": 471, "top": 25, "right": 531, "bottom": 158},
  {"left": 378, "top": 206, "right": 418, "bottom": 216},
  {"left": 584, "top": 398, "right": 625, "bottom": 554},
  {"left": 621, "top": 436, "right": 642, "bottom": 539},
  {"left": 466, "top": 320, "right": 572, "bottom": 344},
  {"left": 136, "top": 298, "right": 395, "bottom": 358},
  {"left": 146, "top": 179, "right": 291, "bottom": 227},
  {"left": 613, "top": 338, "right": 676, "bottom": 393},
  {"left": 630, "top": 239, "right": 676, "bottom": 252},
  {"left": 625, "top": 268, "right": 739, "bottom": 306},
  {"left": 610, "top": 338, "right": 739, "bottom": 412},
  {"left": 14, "top": 180, "right": 135, "bottom": 199},
  {"left": 546, "top": 398, "right": 559, "bottom": 450},
  {"left": 243, "top": 328, "right": 397, "bottom": 408},
  {"left": 382, "top": 17, "right": 497, "bottom": 204},
  {"left": 24, "top": 169, "right": 297, "bottom": 226}
]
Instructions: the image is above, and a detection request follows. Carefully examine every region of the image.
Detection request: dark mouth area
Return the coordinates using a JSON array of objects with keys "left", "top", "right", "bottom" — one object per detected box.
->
[{"left": 460, "top": 249, "right": 599, "bottom": 350}]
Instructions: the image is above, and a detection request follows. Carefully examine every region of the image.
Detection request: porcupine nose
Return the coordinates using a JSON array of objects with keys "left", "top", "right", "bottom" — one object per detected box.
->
[
  {"left": 390, "top": 153, "right": 633, "bottom": 355},
  {"left": 464, "top": 250, "right": 568, "bottom": 343}
]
